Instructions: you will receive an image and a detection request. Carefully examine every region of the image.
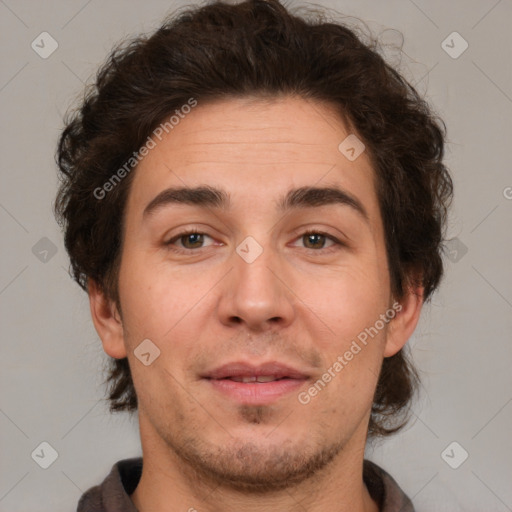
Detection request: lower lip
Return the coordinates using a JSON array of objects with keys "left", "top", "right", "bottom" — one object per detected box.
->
[{"left": 205, "top": 378, "right": 307, "bottom": 405}]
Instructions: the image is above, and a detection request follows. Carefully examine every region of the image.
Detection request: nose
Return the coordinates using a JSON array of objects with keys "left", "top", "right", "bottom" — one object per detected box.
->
[{"left": 216, "top": 241, "right": 295, "bottom": 332}]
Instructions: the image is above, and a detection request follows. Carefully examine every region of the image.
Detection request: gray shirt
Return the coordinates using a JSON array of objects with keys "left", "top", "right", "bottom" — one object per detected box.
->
[{"left": 76, "top": 457, "right": 415, "bottom": 511}]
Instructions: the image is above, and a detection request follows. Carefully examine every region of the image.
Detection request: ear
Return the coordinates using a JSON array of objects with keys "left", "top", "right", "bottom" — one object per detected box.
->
[
  {"left": 88, "top": 279, "right": 127, "bottom": 359},
  {"left": 383, "top": 285, "right": 424, "bottom": 358}
]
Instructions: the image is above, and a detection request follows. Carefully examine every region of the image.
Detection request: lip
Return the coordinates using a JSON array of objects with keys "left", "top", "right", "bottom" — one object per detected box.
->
[
  {"left": 202, "top": 361, "right": 309, "bottom": 380},
  {"left": 201, "top": 361, "right": 309, "bottom": 405}
]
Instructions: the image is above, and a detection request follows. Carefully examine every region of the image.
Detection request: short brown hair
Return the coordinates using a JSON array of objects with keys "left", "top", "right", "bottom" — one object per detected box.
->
[{"left": 54, "top": 0, "right": 453, "bottom": 437}]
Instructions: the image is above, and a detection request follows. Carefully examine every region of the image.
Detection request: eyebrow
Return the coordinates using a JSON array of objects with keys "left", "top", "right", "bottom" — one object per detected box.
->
[{"left": 142, "top": 185, "right": 368, "bottom": 221}]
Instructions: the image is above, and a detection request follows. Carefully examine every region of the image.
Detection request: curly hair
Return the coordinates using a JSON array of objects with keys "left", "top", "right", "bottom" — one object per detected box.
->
[{"left": 54, "top": 0, "right": 453, "bottom": 437}]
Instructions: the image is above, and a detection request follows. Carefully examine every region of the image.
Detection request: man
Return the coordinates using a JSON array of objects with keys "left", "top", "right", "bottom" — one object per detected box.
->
[{"left": 54, "top": 1, "right": 453, "bottom": 510}]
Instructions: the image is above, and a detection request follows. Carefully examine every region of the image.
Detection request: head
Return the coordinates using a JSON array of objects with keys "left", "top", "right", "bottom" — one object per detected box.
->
[{"left": 55, "top": 0, "right": 452, "bottom": 490}]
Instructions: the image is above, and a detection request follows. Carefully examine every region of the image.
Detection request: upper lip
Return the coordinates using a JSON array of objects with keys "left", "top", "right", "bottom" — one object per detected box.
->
[{"left": 202, "top": 362, "right": 309, "bottom": 380}]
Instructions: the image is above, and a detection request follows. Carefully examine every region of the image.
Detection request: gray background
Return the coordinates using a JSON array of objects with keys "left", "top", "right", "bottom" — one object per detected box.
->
[{"left": 1, "top": 0, "right": 511, "bottom": 510}]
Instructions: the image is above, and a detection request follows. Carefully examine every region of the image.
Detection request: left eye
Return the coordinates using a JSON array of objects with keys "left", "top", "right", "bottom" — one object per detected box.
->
[{"left": 293, "top": 231, "right": 339, "bottom": 250}]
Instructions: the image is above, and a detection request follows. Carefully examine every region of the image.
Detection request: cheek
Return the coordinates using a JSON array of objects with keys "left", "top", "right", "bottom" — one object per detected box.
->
[
  {"left": 298, "top": 262, "right": 389, "bottom": 349},
  {"left": 118, "top": 248, "right": 185, "bottom": 328},
  {"left": 118, "top": 254, "right": 218, "bottom": 377}
]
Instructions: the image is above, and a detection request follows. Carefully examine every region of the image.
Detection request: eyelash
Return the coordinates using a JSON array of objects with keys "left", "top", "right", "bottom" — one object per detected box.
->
[{"left": 164, "top": 229, "right": 344, "bottom": 255}]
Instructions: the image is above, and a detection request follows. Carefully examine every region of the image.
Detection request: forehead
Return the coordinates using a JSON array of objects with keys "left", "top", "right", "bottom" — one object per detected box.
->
[{"left": 126, "top": 96, "right": 379, "bottom": 218}]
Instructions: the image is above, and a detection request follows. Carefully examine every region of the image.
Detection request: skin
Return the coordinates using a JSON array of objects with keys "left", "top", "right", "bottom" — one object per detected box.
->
[{"left": 89, "top": 96, "right": 423, "bottom": 512}]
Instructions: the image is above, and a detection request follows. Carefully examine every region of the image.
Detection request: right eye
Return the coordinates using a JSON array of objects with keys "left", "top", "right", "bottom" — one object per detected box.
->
[{"left": 165, "top": 230, "right": 216, "bottom": 252}]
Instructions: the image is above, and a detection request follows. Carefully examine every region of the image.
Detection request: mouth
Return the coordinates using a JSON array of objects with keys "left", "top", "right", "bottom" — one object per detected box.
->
[
  {"left": 224, "top": 375, "right": 291, "bottom": 383},
  {"left": 201, "top": 362, "right": 309, "bottom": 404}
]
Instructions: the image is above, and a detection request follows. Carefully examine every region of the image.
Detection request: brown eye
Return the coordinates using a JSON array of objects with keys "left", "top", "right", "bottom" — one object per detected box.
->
[
  {"left": 180, "top": 233, "right": 204, "bottom": 249},
  {"left": 296, "top": 231, "right": 340, "bottom": 251},
  {"left": 165, "top": 231, "right": 216, "bottom": 253},
  {"left": 303, "top": 233, "right": 328, "bottom": 249}
]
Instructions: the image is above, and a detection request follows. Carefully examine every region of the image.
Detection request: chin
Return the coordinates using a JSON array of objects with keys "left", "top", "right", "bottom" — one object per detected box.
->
[{"left": 170, "top": 433, "right": 344, "bottom": 493}]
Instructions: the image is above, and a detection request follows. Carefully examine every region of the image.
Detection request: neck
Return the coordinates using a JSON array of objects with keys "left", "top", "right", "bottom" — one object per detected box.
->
[{"left": 130, "top": 415, "right": 378, "bottom": 512}]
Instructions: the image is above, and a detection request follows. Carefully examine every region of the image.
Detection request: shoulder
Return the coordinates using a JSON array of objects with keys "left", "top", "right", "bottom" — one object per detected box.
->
[
  {"left": 76, "top": 458, "right": 142, "bottom": 512},
  {"left": 363, "top": 459, "right": 415, "bottom": 512}
]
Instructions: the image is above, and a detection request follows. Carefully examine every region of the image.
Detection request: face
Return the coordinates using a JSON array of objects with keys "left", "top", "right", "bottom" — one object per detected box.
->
[{"left": 91, "top": 96, "right": 420, "bottom": 491}]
